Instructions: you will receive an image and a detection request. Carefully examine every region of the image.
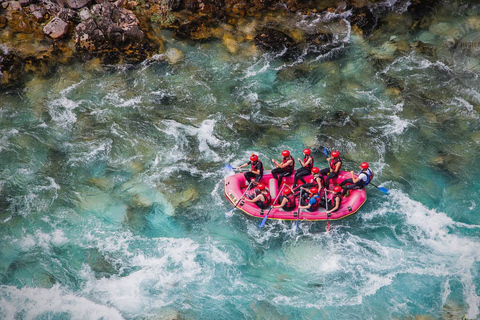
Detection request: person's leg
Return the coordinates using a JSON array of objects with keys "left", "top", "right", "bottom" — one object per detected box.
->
[
  {"left": 325, "top": 172, "right": 337, "bottom": 189},
  {"left": 342, "top": 181, "right": 363, "bottom": 196},
  {"left": 271, "top": 168, "right": 282, "bottom": 186},
  {"left": 293, "top": 167, "right": 306, "bottom": 187},
  {"left": 339, "top": 178, "right": 354, "bottom": 187},
  {"left": 244, "top": 172, "right": 255, "bottom": 186}
]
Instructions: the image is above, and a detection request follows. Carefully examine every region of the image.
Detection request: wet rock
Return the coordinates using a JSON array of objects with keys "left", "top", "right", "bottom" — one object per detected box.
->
[
  {"left": 175, "top": 17, "right": 215, "bottom": 40},
  {"left": 43, "top": 17, "right": 69, "bottom": 39},
  {"left": 74, "top": 2, "right": 155, "bottom": 60},
  {"left": 407, "top": 0, "right": 439, "bottom": 19},
  {"left": 65, "top": 0, "right": 89, "bottom": 9},
  {"left": 164, "top": 47, "right": 184, "bottom": 64},
  {"left": 169, "top": 187, "right": 199, "bottom": 210},
  {"left": 222, "top": 33, "right": 239, "bottom": 54},
  {"left": 254, "top": 27, "right": 299, "bottom": 59},
  {"left": 86, "top": 248, "right": 118, "bottom": 279},
  {"left": 39, "top": 0, "right": 61, "bottom": 15},
  {"left": 0, "top": 16, "right": 7, "bottom": 28},
  {"left": 347, "top": 6, "right": 377, "bottom": 36},
  {"left": 7, "top": 12, "right": 35, "bottom": 33},
  {"left": 410, "top": 41, "right": 436, "bottom": 58}
]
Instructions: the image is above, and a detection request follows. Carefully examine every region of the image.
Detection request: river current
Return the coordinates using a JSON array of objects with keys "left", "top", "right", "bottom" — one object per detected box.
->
[{"left": 1, "top": 2, "right": 480, "bottom": 319}]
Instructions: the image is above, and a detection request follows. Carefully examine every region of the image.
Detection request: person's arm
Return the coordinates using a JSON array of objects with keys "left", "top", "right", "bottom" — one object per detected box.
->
[
  {"left": 273, "top": 198, "right": 287, "bottom": 208},
  {"left": 316, "top": 177, "right": 323, "bottom": 188},
  {"left": 300, "top": 187, "right": 312, "bottom": 195},
  {"left": 251, "top": 163, "right": 260, "bottom": 175},
  {"left": 351, "top": 171, "right": 360, "bottom": 183},
  {"left": 333, "top": 161, "right": 341, "bottom": 173},
  {"left": 236, "top": 163, "right": 248, "bottom": 169},
  {"left": 299, "top": 202, "right": 311, "bottom": 209},
  {"left": 326, "top": 197, "right": 340, "bottom": 214},
  {"left": 277, "top": 159, "right": 292, "bottom": 169},
  {"left": 245, "top": 194, "right": 262, "bottom": 203},
  {"left": 271, "top": 159, "right": 279, "bottom": 168},
  {"left": 303, "top": 157, "right": 312, "bottom": 167},
  {"left": 298, "top": 158, "right": 305, "bottom": 167}
]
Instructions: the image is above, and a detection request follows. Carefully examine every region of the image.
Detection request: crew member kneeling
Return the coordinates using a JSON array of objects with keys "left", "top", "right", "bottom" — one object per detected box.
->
[
  {"left": 325, "top": 185, "right": 343, "bottom": 215},
  {"left": 272, "top": 187, "right": 296, "bottom": 212},
  {"left": 245, "top": 183, "right": 271, "bottom": 210},
  {"left": 299, "top": 187, "right": 321, "bottom": 212}
]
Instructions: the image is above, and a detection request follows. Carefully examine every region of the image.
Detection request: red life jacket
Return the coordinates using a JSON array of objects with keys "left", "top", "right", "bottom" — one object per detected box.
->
[
  {"left": 303, "top": 155, "right": 314, "bottom": 170},
  {"left": 261, "top": 191, "right": 271, "bottom": 207},
  {"left": 279, "top": 194, "right": 295, "bottom": 209},
  {"left": 282, "top": 156, "right": 295, "bottom": 173},
  {"left": 329, "top": 156, "right": 342, "bottom": 171}
]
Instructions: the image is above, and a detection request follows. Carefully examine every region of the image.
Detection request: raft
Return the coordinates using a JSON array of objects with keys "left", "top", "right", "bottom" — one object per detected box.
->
[{"left": 224, "top": 170, "right": 366, "bottom": 221}]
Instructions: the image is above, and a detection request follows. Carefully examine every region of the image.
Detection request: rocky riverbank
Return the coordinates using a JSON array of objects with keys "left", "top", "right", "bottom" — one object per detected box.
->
[{"left": 0, "top": 0, "right": 439, "bottom": 88}]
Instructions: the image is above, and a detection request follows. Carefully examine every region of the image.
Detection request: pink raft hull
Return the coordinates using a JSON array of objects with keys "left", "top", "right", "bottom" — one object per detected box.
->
[{"left": 224, "top": 170, "right": 367, "bottom": 221}]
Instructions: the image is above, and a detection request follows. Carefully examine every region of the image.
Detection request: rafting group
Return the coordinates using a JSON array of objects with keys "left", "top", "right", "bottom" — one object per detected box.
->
[
  {"left": 235, "top": 149, "right": 373, "bottom": 214},
  {"left": 224, "top": 147, "right": 386, "bottom": 226}
]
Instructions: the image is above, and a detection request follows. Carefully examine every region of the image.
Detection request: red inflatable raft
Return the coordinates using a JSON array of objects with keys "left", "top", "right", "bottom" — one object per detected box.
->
[{"left": 224, "top": 170, "right": 367, "bottom": 221}]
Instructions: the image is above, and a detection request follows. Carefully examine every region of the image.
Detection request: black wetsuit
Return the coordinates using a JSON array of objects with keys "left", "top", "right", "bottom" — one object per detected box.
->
[
  {"left": 293, "top": 155, "right": 314, "bottom": 187},
  {"left": 244, "top": 160, "right": 264, "bottom": 184},
  {"left": 272, "top": 156, "right": 295, "bottom": 188}
]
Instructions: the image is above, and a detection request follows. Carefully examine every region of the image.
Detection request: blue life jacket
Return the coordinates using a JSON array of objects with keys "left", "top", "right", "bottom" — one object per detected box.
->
[{"left": 357, "top": 168, "right": 373, "bottom": 187}]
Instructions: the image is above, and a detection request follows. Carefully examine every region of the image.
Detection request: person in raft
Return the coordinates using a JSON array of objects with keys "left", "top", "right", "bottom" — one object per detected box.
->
[
  {"left": 293, "top": 148, "right": 314, "bottom": 188},
  {"left": 320, "top": 150, "right": 342, "bottom": 189},
  {"left": 236, "top": 154, "right": 264, "bottom": 188},
  {"left": 298, "top": 187, "right": 322, "bottom": 212},
  {"left": 271, "top": 150, "right": 295, "bottom": 189},
  {"left": 294, "top": 167, "right": 323, "bottom": 195},
  {"left": 244, "top": 183, "right": 271, "bottom": 210},
  {"left": 325, "top": 185, "right": 343, "bottom": 215},
  {"left": 272, "top": 187, "right": 296, "bottom": 212},
  {"left": 339, "top": 162, "right": 374, "bottom": 197}
]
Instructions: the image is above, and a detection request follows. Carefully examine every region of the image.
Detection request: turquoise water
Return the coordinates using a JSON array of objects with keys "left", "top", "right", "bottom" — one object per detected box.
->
[{"left": 1, "top": 3, "right": 480, "bottom": 319}]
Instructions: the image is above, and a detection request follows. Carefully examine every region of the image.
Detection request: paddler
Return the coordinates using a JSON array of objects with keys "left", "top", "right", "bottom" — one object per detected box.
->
[
  {"left": 320, "top": 150, "right": 342, "bottom": 190},
  {"left": 325, "top": 185, "right": 343, "bottom": 215},
  {"left": 294, "top": 167, "right": 323, "bottom": 195},
  {"left": 293, "top": 148, "right": 314, "bottom": 188},
  {"left": 271, "top": 150, "right": 295, "bottom": 189},
  {"left": 236, "top": 154, "right": 264, "bottom": 188},
  {"left": 272, "top": 187, "right": 296, "bottom": 212},
  {"left": 244, "top": 183, "right": 271, "bottom": 210},
  {"left": 339, "top": 162, "right": 374, "bottom": 197},
  {"left": 298, "top": 187, "right": 321, "bottom": 212}
]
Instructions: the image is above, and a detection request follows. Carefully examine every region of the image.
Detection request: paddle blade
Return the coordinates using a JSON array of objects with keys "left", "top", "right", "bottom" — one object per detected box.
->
[
  {"left": 326, "top": 220, "right": 329, "bottom": 231},
  {"left": 378, "top": 186, "right": 390, "bottom": 195},
  {"left": 295, "top": 217, "right": 299, "bottom": 231},
  {"left": 259, "top": 214, "right": 268, "bottom": 228},
  {"left": 322, "top": 146, "right": 328, "bottom": 157},
  {"left": 225, "top": 164, "right": 234, "bottom": 171}
]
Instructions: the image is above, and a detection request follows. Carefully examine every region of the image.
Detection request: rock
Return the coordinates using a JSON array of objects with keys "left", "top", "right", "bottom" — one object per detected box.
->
[
  {"left": 410, "top": 41, "right": 436, "bottom": 58},
  {"left": 39, "top": 0, "right": 61, "bottom": 15},
  {"left": 222, "top": 33, "right": 239, "bottom": 54},
  {"left": 78, "top": 7, "right": 91, "bottom": 20},
  {"left": 65, "top": 0, "right": 89, "bottom": 9},
  {"left": 407, "top": 0, "right": 439, "bottom": 19},
  {"left": 58, "top": 8, "right": 76, "bottom": 22},
  {"left": 75, "top": 19, "right": 105, "bottom": 51},
  {"left": 348, "top": 6, "right": 377, "bottom": 36},
  {"left": 43, "top": 17, "right": 69, "bottom": 39},
  {"left": 254, "top": 27, "right": 299, "bottom": 59},
  {"left": 29, "top": 4, "right": 46, "bottom": 21},
  {"left": 19, "top": 0, "right": 33, "bottom": 6},
  {"left": 6, "top": 1, "right": 22, "bottom": 10},
  {"left": 169, "top": 187, "right": 199, "bottom": 210},
  {"left": 164, "top": 47, "right": 184, "bottom": 64},
  {"left": 0, "top": 16, "right": 7, "bottom": 28},
  {"left": 7, "top": 12, "right": 34, "bottom": 33}
]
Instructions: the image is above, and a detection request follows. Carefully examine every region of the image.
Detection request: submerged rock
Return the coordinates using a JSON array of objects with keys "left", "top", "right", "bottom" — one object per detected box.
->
[
  {"left": 164, "top": 47, "right": 184, "bottom": 64},
  {"left": 254, "top": 27, "right": 299, "bottom": 59}
]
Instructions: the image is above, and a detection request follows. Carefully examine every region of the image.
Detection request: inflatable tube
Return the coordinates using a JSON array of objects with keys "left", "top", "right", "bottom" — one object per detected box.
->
[{"left": 224, "top": 170, "right": 366, "bottom": 221}]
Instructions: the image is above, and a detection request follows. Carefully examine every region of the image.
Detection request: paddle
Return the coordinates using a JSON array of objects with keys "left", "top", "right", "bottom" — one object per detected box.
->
[
  {"left": 322, "top": 145, "right": 328, "bottom": 157},
  {"left": 259, "top": 184, "right": 286, "bottom": 228},
  {"left": 225, "top": 164, "right": 234, "bottom": 171},
  {"left": 228, "top": 180, "right": 253, "bottom": 214},
  {"left": 294, "top": 189, "right": 302, "bottom": 232},
  {"left": 324, "top": 188, "right": 330, "bottom": 231},
  {"left": 369, "top": 182, "right": 389, "bottom": 195}
]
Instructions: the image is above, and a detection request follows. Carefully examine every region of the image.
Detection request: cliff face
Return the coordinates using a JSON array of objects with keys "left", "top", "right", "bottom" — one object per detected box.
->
[{"left": 0, "top": 0, "right": 438, "bottom": 87}]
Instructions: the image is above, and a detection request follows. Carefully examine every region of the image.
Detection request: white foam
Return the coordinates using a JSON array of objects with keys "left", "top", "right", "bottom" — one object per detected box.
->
[{"left": 0, "top": 285, "right": 125, "bottom": 320}]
